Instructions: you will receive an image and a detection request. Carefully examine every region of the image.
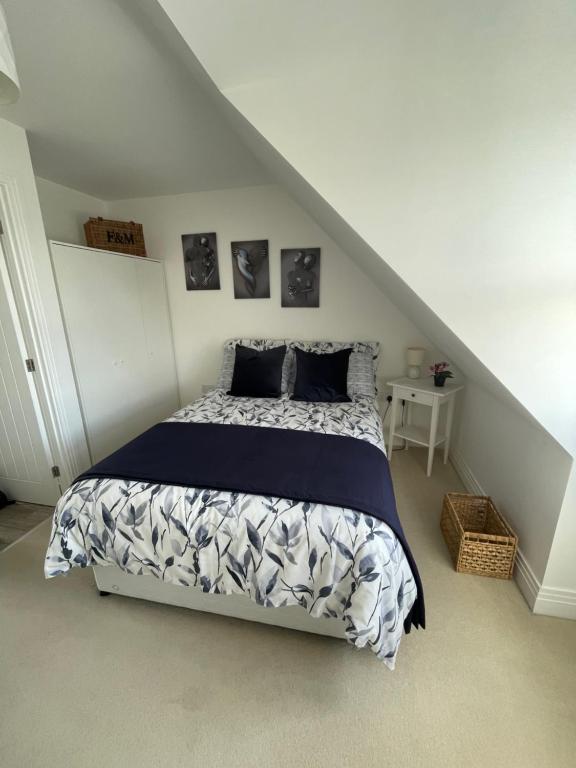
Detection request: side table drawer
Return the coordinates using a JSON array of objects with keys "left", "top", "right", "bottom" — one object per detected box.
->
[{"left": 395, "top": 387, "right": 435, "bottom": 407}]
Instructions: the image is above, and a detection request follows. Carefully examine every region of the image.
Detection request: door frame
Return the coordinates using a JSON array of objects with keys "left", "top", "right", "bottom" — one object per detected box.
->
[{"left": 0, "top": 174, "right": 84, "bottom": 492}]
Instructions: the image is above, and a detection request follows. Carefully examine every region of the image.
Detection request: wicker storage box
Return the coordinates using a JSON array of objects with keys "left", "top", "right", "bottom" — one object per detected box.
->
[
  {"left": 441, "top": 493, "right": 517, "bottom": 579},
  {"left": 84, "top": 217, "right": 146, "bottom": 257}
]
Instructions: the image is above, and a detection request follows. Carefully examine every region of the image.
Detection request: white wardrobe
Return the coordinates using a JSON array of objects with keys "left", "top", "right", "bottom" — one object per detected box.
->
[{"left": 50, "top": 241, "right": 179, "bottom": 464}]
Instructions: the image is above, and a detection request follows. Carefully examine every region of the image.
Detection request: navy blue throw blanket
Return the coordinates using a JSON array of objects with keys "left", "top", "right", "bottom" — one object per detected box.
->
[{"left": 77, "top": 422, "right": 425, "bottom": 632}]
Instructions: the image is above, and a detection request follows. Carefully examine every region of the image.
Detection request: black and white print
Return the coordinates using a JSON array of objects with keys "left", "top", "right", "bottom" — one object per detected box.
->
[
  {"left": 182, "top": 232, "right": 220, "bottom": 290},
  {"left": 231, "top": 240, "right": 270, "bottom": 299},
  {"left": 45, "top": 386, "right": 414, "bottom": 668},
  {"left": 281, "top": 248, "right": 320, "bottom": 307}
]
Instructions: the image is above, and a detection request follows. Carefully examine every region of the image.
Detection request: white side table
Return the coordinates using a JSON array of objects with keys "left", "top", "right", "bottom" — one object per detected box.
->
[{"left": 386, "top": 378, "right": 464, "bottom": 477}]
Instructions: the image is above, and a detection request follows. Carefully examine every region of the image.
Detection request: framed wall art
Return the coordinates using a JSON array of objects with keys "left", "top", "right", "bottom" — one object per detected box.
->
[
  {"left": 231, "top": 239, "right": 270, "bottom": 299},
  {"left": 182, "top": 232, "right": 220, "bottom": 290},
  {"left": 281, "top": 248, "right": 320, "bottom": 307}
]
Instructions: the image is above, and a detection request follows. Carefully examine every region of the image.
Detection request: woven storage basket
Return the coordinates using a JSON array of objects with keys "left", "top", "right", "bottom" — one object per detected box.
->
[
  {"left": 440, "top": 493, "right": 517, "bottom": 579},
  {"left": 84, "top": 217, "right": 146, "bottom": 256}
]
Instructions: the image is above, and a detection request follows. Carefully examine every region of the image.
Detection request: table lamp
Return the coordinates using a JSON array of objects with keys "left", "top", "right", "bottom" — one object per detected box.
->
[{"left": 406, "top": 347, "right": 425, "bottom": 379}]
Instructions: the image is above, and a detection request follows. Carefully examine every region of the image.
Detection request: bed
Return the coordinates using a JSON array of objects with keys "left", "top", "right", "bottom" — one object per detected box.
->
[{"left": 45, "top": 340, "right": 423, "bottom": 669}]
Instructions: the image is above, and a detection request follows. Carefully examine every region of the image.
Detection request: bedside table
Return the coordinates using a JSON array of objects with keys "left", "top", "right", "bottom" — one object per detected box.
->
[{"left": 386, "top": 377, "right": 464, "bottom": 477}]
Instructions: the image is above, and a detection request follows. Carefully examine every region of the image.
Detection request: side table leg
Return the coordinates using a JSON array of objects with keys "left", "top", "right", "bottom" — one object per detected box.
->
[
  {"left": 427, "top": 399, "right": 439, "bottom": 477},
  {"left": 444, "top": 396, "right": 455, "bottom": 464},
  {"left": 388, "top": 395, "right": 398, "bottom": 461},
  {"left": 404, "top": 401, "right": 411, "bottom": 450}
]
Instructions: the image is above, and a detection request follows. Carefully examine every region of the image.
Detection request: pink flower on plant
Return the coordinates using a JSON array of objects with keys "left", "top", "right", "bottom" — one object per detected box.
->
[{"left": 429, "top": 361, "right": 454, "bottom": 377}]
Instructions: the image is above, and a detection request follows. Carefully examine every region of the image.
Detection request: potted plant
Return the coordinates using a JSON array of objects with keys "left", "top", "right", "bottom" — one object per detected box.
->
[{"left": 430, "top": 362, "right": 454, "bottom": 387}]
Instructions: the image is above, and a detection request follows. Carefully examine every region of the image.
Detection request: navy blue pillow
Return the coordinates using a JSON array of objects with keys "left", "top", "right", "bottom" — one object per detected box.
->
[
  {"left": 229, "top": 344, "right": 287, "bottom": 398},
  {"left": 291, "top": 347, "right": 352, "bottom": 402}
]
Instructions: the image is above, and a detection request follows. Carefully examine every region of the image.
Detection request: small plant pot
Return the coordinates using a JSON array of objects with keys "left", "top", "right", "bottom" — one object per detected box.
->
[{"left": 434, "top": 374, "right": 447, "bottom": 387}]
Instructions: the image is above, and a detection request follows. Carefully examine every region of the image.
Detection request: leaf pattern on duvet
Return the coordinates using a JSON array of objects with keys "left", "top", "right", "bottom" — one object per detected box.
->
[{"left": 44, "top": 387, "right": 415, "bottom": 670}]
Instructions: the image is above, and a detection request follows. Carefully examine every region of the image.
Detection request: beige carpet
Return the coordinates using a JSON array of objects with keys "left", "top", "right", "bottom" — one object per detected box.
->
[
  {"left": 1, "top": 449, "right": 575, "bottom": 768},
  {"left": 0, "top": 502, "right": 53, "bottom": 551}
]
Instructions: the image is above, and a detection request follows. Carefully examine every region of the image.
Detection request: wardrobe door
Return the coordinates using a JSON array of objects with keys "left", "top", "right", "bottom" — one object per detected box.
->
[
  {"left": 135, "top": 258, "right": 179, "bottom": 430},
  {"left": 51, "top": 243, "right": 178, "bottom": 463}
]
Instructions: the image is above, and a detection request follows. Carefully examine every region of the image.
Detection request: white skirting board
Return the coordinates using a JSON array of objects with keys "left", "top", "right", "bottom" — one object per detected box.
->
[
  {"left": 93, "top": 566, "right": 347, "bottom": 640},
  {"left": 450, "top": 450, "right": 576, "bottom": 620},
  {"left": 533, "top": 586, "right": 576, "bottom": 620},
  {"left": 515, "top": 549, "right": 576, "bottom": 619}
]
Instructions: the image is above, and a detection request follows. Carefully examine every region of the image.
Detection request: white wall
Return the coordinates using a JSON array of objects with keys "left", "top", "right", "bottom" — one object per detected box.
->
[
  {"left": 541, "top": 468, "right": 576, "bottom": 609},
  {"left": 35, "top": 176, "right": 106, "bottom": 244},
  {"left": 31, "top": 172, "right": 574, "bottom": 611},
  {"left": 108, "top": 184, "right": 440, "bottom": 406},
  {"left": 453, "top": 381, "right": 572, "bottom": 584},
  {"left": 161, "top": 0, "right": 576, "bottom": 457},
  {"left": 159, "top": 0, "right": 576, "bottom": 613}
]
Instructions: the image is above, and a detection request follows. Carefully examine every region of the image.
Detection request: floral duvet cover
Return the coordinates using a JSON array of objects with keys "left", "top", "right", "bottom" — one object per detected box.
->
[{"left": 45, "top": 390, "right": 417, "bottom": 668}]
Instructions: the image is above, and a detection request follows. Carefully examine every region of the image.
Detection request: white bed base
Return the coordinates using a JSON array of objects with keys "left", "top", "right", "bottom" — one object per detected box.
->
[{"left": 93, "top": 566, "right": 347, "bottom": 641}]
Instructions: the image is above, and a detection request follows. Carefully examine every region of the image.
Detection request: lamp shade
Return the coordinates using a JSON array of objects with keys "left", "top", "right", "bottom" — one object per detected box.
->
[
  {"left": 0, "top": 3, "right": 20, "bottom": 105},
  {"left": 406, "top": 347, "right": 425, "bottom": 366}
]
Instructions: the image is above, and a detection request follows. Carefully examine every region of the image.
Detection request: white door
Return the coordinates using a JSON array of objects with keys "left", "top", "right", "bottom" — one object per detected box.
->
[{"left": 0, "top": 233, "right": 59, "bottom": 505}]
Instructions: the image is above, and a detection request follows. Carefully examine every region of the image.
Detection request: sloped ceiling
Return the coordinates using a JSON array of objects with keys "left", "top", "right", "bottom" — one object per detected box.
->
[
  {"left": 157, "top": 0, "right": 576, "bottom": 458},
  {"left": 1, "top": 0, "right": 573, "bottom": 458},
  {"left": 0, "top": 0, "right": 269, "bottom": 198}
]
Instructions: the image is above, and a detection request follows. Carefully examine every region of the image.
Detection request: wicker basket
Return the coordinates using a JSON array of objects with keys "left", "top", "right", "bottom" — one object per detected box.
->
[
  {"left": 440, "top": 493, "right": 517, "bottom": 579},
  {"left": 84, "top": 217, "right": 146, "bottom": 257}
]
